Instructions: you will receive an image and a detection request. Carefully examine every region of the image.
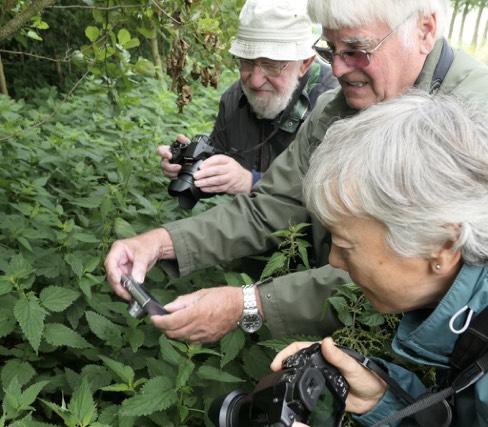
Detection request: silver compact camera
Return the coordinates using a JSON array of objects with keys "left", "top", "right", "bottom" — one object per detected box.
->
[{"left": 120, "top": 275, "right": 168, "bottom": 318}]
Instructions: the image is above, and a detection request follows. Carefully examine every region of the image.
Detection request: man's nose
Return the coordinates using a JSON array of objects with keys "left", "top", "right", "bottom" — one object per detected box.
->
[
  {"left": 331, "top": 56, "right": 355, "bottom": 79},
  {"left": 246, "top": 66, "right": 269, "bottom": 88}
]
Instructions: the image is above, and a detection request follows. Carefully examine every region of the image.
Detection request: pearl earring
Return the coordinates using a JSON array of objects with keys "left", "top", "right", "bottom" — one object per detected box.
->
[{"left": 435, "top": 264, "right": 441, "bottom": 270}]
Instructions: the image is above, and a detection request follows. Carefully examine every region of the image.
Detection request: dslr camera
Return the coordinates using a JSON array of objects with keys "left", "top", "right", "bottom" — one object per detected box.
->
[
  {"left": 209, "top": 343, "right": 349, "bottom": 427},
  {"left": 168, "top": 134, "right": 217, "bottom": 209}
]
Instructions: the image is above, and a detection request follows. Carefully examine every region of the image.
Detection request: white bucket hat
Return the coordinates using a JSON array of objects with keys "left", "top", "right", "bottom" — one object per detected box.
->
[{"left": 229, "top": 0, "right": 316, "bottom": 61}]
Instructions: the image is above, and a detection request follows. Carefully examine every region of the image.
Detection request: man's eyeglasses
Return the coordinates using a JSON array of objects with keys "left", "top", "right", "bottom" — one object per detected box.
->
[
  {"left": 238, "top": 58, "right": 289, "bottom": 78},
  {"left": 314, "top": 15, "right": 411, "bottom": 68}
]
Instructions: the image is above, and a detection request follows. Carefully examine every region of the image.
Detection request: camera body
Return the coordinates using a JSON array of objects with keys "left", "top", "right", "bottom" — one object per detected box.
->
[
  {"left": 209, "top": 343, "right": 349, "bottom": 427},
  {"left": 120, "top": 275, "right": 168, "bottom": 318},
  {"left": 168, "top": 134, "right": 217, "bottom": 209}
]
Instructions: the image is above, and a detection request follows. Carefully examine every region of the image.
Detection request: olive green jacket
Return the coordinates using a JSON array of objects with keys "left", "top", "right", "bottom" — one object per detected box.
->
[{"left": 162, "top": 40, "right": 488, "bottom": 337}]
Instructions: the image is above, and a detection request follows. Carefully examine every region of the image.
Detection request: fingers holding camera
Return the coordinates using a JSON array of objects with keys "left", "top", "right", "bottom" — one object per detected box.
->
[
  {"left": 270, "top": 341, "right": 315, "bottom": 372},
  {"left": 320, "top": 338, "right": 387, "bottom": 414},
  {"left": 157, "top": 134, "right": 189, "bottom": 179},
  {"left": 193, "top": 155, "right": 253, "bottom": 194},
  {"left": 104, "top": 228, "right": 175, "bottom": 300},
  {"left": 151, "top": 286, "right": 243, "bottom": 343}
]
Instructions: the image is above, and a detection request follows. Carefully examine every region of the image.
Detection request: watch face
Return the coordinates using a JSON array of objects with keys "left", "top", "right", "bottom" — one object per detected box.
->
[{"left": 241, "top": 313, "right": 263, "bottom": 333}]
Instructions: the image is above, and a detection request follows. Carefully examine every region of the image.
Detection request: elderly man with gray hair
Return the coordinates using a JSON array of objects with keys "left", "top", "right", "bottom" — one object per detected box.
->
[
  {"left": 158, "top": 0, "right": 336, "bottom": 195},
  {"left": 105, "top": 0, "right": 488, "bottom": 344},
  {"left": 273, "top": 91, "right": 488, "bottom": 425}
]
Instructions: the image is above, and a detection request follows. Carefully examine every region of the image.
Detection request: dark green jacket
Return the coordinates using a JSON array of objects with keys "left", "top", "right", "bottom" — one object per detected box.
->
[{"left": 162, "top": 41, "right": 488, "bottom": 337}]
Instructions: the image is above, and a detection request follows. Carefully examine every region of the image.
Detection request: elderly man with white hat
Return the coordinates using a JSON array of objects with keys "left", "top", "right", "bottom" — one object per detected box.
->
[{"left": 158, "top": 0, "right": 336, "bottom": 195}]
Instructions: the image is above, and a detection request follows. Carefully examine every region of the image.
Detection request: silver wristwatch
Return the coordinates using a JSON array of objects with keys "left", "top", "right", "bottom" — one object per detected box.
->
[{"left": 238, "top": 284, "right": 263, "bottom": 333}]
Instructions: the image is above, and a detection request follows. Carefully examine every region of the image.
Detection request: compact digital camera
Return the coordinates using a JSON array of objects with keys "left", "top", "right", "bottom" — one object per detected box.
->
[
  {"left": 120, "top": 275, "right": 168, "bottom": 318},
  {"left": 209, "top": 342, "right": 349, "bottom": 427},
  {"left": 168, "top": 134, "right": 217, "bottom": 209}
]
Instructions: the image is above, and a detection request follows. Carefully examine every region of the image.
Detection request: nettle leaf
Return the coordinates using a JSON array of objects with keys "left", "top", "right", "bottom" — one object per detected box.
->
[
  {"left": 358, "top": 312, "right": 385, "bottom": 327},
  {"left": 99, "top": 355, "right": 134, "bottom": 385},
  {"left": 259, "top": 335, "right": 320, "bottom": 352},
  {"left": 44, "top": 323, "right": 93, "bottom": 349},
  {"left": 68, "top": 378, "right": 98, "bottom": 426},
  {"left": 220, "top": 329, "right": 245, "bottom": 368},
  {"left": 260, "top": 252, "right": 286, "bottom": 279},
  {"left": 126, "top": 327, "right": 144, "bottom": 353},
  {"left": 4, "top": 254, "right": 34, "bottom": 279},
  {"left": 40, "top": 286, "right": 80, "bottom": 312},
  {"left": 0, "top": 307, "right": 16, "bottom": 338},
  {"left": 73, "top": 232, "right": 98, "bottom": 243},
  {"left": 65, "top": 254, "right": 84, "bottom": 278},
  {"left": 113, "top": 218, "right": 136, "bottom": 238},
  {"left": 159, "top": 335, "right": 185, "bottom": 366},
  {"left": 85, "top": 311, "right": 123, "bottom": 347},
  {"left": 176, "top": 359, "right": 194, "bottom": 389},
  {"left": 243, "top": 346, "right": 272, "bottom": 381},
  {"left": 197, "top": 366, "right": 244, "bottom": 383},
  {"left": 1, "top": 360, "right": 36, "bottom": 388},
  {"left": 14, "top": 295, "right": 47, "bottom": 353},
  {"left": 328, "top": 296, "right": 353, "bottom": 326},
  {"left": 0, "top": 277, "right": 13, "bottom": 296},
  {"left": 120, "top": 376, "right": 177, "bottom": 417},
  {"left": 19, "top": 380, "right": 50, "bottom": 409}
]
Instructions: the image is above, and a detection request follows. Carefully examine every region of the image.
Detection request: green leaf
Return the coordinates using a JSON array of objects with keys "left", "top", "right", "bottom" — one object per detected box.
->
[
  {"left": 120, "top": 376, "right": 177, "bottom": 416},
  {"left": 0, "top": 278, "right": 13, "bottom": 296},
  {"left": 73, "top": 233, "right": 99, "bottom": 243},
  {"left": 117, "top": 29, "right": 131, "bottom": 46},
  {"left": 126, "top": 327, "right": 144, "bottom": 353},
  {"left": 1, "top": 360, "right": 36, "bottom": 388},
  {"left": 65, "top": 253, "right": 84, "bottom": 278},
  {"left": 176, "top": 359, "right": 194, "bottom": 389},
  {"left": 0, "top": 308, "right": 16, "bottom": 338},
  {"left": 159, "top": 335, "right": 185, "bottom": 366},
  {"left": 113, "top": 218, "right": 136, "bottom": 238},
  {"left": 68, "top": 378, "right": 97, "bottom": 426},
  {"left": 220, "top": 329, "right": 245, "bottom": 367},
  {"left": 242, "top": 345, "right": 272, "bottom": 381},
  {"left": 260, "top": 252, "right": 286, "bottom": 279},
  {"left": 26, "top": 30, "right": 43, "bottom": 41},
  {"left": 328, "top": 296, "right": 353, "bottom": 326},
  {"left": 85, "top": 311, "right": 123, "bottom": 347},
  {"left": 19, "top": 380, "right": 50, "bottom": 408},
  {"left": 40, "top": 286, "right": 80, "bottom": 312},
  {"left": 14, "top": 295, "right": 47, "bottom": 353},
  {"left": 44, "top": 323, "right": 93, "bottom": 349},
  {"left": 99, "top": 355, "right": 134, "bottom": 386},
  {"left": 197, "top": 366, "right": 244, "bottom": 383},
  {"left": 85, "top": 26, "right": 100, "bottom": 42},
  {"left": 124, "top": 38, "right": 140, "bottom": 50},
  {"left": 358, "top": 311, "right": 385, "bottom": 327}
]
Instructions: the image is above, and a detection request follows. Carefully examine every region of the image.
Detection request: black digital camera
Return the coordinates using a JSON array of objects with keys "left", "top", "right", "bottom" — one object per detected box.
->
[
  {"left": 168, "top": 134, "right": 217, "bottom": 209},
  {"left": 209, "top": 343, "right": 349, "bottom": 427}
]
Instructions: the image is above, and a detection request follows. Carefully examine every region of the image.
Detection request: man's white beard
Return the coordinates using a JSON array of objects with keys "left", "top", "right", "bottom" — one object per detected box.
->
[{"left": 242, "top": 74, "right": 300, "bottom": 120}]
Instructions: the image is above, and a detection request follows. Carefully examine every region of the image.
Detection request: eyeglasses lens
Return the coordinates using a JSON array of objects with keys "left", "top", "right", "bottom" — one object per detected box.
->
[{"left": 315, "top": 47, "right": 370, "bottom": 68}]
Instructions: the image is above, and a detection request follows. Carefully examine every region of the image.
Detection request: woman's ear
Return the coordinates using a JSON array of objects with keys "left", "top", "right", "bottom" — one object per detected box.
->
[{"left": 429, "top": 240, "right": 462, "bottom": 275}]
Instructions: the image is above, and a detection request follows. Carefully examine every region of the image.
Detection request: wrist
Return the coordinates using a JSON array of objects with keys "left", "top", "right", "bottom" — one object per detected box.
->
[
  {"left": 148, "top": 227, "right": 175, "bottom": 260},
  {"left": 238, "top": 284, "right": 263, "bottom": 333}
]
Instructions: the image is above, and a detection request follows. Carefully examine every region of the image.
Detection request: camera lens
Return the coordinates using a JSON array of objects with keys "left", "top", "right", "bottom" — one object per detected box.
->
[{"left": 208, "top": 390, "right": 249, "bottom": 427}]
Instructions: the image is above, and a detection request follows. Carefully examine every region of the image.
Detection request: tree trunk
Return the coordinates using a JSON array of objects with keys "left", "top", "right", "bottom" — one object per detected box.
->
[
  {"left": 150, "top": 36, "right": 163, "bottom": 80},
  {"left": 458, "top": 3, "right": 470, "bottom": 46},
  {"left": 482, "top": 17, "right": 488, "bottom": 46},
  {"left": 471, "top": 5, "right": 485, "bottom": 49},
  {"left": 0, "top": 54, "right": 9, "bottom": 96},
  {"left": 0, "top": 0, "right": 57, "bottom": 42},
  {"left": 449, "top": 0, "right": 461, "bottom": 40}
]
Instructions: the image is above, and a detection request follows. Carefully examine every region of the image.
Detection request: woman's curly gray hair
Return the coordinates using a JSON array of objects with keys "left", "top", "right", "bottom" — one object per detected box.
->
[{"left": 304, "top": 91, "right": 488, "bottom": 265}]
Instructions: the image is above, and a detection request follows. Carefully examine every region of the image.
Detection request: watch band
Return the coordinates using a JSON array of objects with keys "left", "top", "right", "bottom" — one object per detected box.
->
[{"left": 238, "top": 284, "right": 263, "bottom": 333}]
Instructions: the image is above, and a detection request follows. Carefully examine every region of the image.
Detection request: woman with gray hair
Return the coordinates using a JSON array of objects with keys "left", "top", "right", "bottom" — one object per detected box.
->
[{"left": 271, "top": 91, "right": 488, "bottom": 426}]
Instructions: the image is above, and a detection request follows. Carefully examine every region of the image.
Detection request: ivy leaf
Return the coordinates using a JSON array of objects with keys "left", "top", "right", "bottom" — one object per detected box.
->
[
  {"left": 260, "top": 252, "right": 286, "bottom": 279},
  {"left": 14, "top": 295, "right": 47, "bottom": 353},
  {"left": 197, "top": 366, "right": 244, "bottom": 383},
  {"left": 99, "top": 355, "right": 135, "bottom": 386},
  {"left": 68, "top": 378, "right": 97, "bottom": 426},
  {"left": 40, "top": 286, "right": 80, "bottom": 312},
  {"left": 120, "top": 376, "right": 177, "bottom": 417},
  {"left": 85, "top": 311, "right": 123, "bottom": 347},
  {"left": 220, "top": 329, "right": 245, "bottom": 368},
  {"left": 44, "top": 323, "right": 94, "bottom": 349}
]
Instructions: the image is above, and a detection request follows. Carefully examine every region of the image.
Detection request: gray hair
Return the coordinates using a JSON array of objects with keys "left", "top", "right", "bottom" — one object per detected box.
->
[
  {"left": 307, "top": 0, "right": 449, "bottom": 45},
  {"left": 304, "top": 91, "right": 488, "bottom": 265}
]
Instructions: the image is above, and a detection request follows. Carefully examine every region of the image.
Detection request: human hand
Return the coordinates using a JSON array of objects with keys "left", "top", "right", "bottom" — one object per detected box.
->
[
  {"left": 157, "top": 134, "right": 190, "bottom": 179},
  {"left": 104, "top": 228, "right": 174, "bottom": 300},
  {"left": 193, "top": 154, "right": 253, "bottom": 194},
  {"left": 151, "top": 286, "right": 244, "bottom": 343},
  {"left": 271, "top": 338, "right": 387, "bottom": 415}
]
